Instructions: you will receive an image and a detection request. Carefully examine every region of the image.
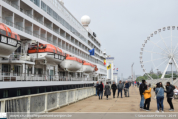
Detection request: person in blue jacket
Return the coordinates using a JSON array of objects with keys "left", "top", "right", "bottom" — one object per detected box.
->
[
  {"left": 155, "top": 83, "right": 165, "bottom": 113},
  {"left": 124, "top": 81, "right": 130, "bottom": 97}
]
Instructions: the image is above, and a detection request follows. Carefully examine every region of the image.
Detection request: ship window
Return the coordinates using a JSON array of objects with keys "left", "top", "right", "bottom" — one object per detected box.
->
[
  {"left": 41, "top": 1, "right": 47, "bottom": 12},
  {"left": 15, "top": 35, "right": 17, "bottom": 39},
  {"left": 44, "top": 87, "right": 46, "bottom": 92},
  {"left": 37, "top": 88, "right": 39, "bottom": 93},
  {"left": 3, "top": 90, "right": 8, "bottom": 98},
  {"left": 28, "top": 89, "right": 31, "bottom": 95},
  {"left": 0, "top": 29, "right": 6, "bottom": 36},
  {"left": 47, "top": 6, "right": 53, "bottom": 16},
  {"left": 8, "top": 32, "right": 11, "bottom": 37},
  {"left": 34, "top": 0, "right": 40, "bottom": 7},
  {"left": 17, "top": 89, "right": 21, "bottom": 96}
]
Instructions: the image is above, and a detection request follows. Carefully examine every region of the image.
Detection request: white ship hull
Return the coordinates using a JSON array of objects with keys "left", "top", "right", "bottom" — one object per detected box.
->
[
  {"left": 82, "top": 65, "right": 94, "bottom": 73},
  {"left": 29, "top": 53, "right": 63, "bottom": 64},
  {"left": 45, "top": 54, "right": 62, "bottom": 64},
  {"left": 60, "top": 60, "right": 82, "bottom": 71},
  {"left": 0, "top": 43, "right": 20, "bottom": 57}
]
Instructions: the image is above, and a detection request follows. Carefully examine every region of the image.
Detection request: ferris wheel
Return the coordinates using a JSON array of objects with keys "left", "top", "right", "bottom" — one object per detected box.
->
[{"left": 140, "top": 26, "right": 178, "bottom": 79}]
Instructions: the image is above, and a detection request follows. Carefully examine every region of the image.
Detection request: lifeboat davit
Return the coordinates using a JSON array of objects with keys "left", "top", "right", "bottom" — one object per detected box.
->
[
  {"left": 60, "top": 55, "right": 82, "bottom": 71},
  {"left": 28, "top": 43, "right": 65, "bottom": 64},
  {"left": 0, "top": 23, "right": 20, "bottom": 57},
  {"left": 82, "top": 61, "right": 95, "bottom": 73},
  {"left": 94, "top": 65, "right": 98, "bottom": 72}
]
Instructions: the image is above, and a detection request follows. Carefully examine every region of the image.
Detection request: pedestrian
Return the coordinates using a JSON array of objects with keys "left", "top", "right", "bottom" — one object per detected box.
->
[
  {"left": 143, "top": 85, "right": 151, "bottom": 111},
  {"left": 139, "top": 80, "right": 146, "bottom": 109},
  {"left": 94, "top": 81, "right": 99, "bottom": 96},
  {"left": 124, "top": 81, "right": 130, "bottom": 97},
  {"left": 111, "top": 82, "right": 117, "bottom": 98},
  {"left": 155, "top": 83, "right": 164, "bottom": 113},
  {"left": 117, "top": 80, "right": 124, "bottom": 98},
  {"left": 102, "top": 82, "right": 104, "bottom": 88},
  {"left": 134, "top": 81, "right": 136, "bottom": 87},
  {"left": 165, "top": 82, "right": 175, "bottom": 111},
  {"left": 137, "top": 82, "right": 139, "bottom": 88},
  {"left": 104, "top": 82, "right": 111, "bottom": 100},
  {"left": 98, "top": 81, "right": 103, "bottom": 100},
  {"left": 132, "top": 81, "right": 134, "bottom": 87}
]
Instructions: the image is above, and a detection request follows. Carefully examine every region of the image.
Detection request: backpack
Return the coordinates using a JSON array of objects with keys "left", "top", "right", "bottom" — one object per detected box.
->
[{"left": 171, "top": 85, "right": 175, "bottom": 90}]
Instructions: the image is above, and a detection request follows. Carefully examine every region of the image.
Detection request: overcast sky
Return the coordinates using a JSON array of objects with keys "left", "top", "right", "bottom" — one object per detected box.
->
[{"left": 63, "top": 0, "right": 178, "bottom": 78}]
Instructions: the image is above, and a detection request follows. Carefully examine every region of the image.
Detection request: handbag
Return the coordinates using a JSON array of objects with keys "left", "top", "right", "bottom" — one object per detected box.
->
[{"left": 154, "top": 88, "right": 161, "bottom": 99}]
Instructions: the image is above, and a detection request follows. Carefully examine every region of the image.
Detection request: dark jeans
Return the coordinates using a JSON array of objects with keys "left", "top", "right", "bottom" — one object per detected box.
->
[
  {"left": 106, "top": 95, "right": 108, "bottom": 98},
  {"left": 118, "top": 89, "right": 122, "bottom": 97},
  {"left": 99, "top": 91, "right": 103, "bottom": 99},
  {"left": 144, "top": 98, "right": 151, "bottom": 110},
  {"left": 167, "top": 98, "right": 174, "bottom": 109},
  {"left": 157, "top": 97, "right": 164, "bottom": 111},
  {"left": 112, "top": 89, "right": 116, "bottom": 97}
]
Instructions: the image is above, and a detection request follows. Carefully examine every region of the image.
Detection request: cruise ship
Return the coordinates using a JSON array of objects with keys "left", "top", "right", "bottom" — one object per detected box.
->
[{"left": 0, "top": 0, "right": 107, "bottom": 102}]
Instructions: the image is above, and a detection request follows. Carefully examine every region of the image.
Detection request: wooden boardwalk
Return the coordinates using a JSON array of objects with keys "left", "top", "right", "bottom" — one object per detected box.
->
[{"left": 52, "top": 86, "right": 178, "bottom": 112}]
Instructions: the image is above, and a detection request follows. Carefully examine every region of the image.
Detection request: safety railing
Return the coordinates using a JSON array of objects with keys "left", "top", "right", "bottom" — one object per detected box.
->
[
  {"left": 0, "top": 87, "right": 95, "bottom": 113},
  {"left": 2, "top": 0, "right": 19, "bottom": 10},
  {"left": 0, "top": 72, "right": 89, "bottom": 82},
  {"left": 33, "top": 17, "right": 44, "bottom": 25},
  {"left": 20, "top": 9, "right": 33, "bottom": 18}
]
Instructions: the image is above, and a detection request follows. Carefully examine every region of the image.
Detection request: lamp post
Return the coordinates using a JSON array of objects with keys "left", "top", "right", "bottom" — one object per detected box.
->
[
  {"left": 169, "top": 62, "right": 173, "bottom": 84},
  {"left": 157, "top": 69, "right": 159, "bottom": 79},
  {"left": 131, "top": 63, "right": 134, "bottom": 81}
]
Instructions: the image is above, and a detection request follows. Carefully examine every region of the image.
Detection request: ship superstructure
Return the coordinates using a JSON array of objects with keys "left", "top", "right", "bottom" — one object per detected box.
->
[{"left": 0, "top": 0, "right": 107, "bottom": 99}]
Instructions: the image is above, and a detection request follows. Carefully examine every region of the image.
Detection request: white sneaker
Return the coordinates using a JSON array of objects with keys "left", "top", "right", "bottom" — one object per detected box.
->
[
  {"left": 155, "top": 110, "right": 159, "bottom": 113},
  {"left": 169, "top": 109, "right": 174, "bottom": 111},
  {"left": 162, "top": 111, "right": 164, "bottom": 113}
]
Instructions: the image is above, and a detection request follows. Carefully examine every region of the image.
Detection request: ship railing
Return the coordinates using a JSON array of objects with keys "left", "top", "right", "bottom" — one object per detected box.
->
[
  {"left": 20, "top": 8, "right": 33, "bottom": 18},
  {"left": 1, "top": 18, "right": 13, "bottom": 27},
  {"left": 33, "top": 32, "right": 40, "bottom": 38},
  {"left": 14, "top": 24, "right": 23, "bottom": 32},
  {"left": 44, "top": 23, "right": 53, "bottom": 30},
  {"left": 25, "top": 29, "right": 32, "bottom": 35},
  {"left": 0, "top": 72, "right": 86, "bottom": 82},
  {"left": 1, "top": 54, "right": 33, "bottom": 62},
  {"left": 33, "top": 17, "right": 44, "bottom": 25},
  {"left": 40, "top": 35, "right": 47, "bottom": 41},
  {"left": 2, "top": 0, "right": 19, "bottom": 10},
  {"left": 58, "top": 44, "right": 61, "bottom": 48}
]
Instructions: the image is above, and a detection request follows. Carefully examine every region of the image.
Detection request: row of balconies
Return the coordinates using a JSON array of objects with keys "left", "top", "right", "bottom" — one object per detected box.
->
[{"left": 1, "top": 0, "right": 104, "bottom": 65}]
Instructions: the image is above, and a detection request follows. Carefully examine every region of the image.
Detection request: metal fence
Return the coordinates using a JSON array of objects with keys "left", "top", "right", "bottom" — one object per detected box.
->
[{"left": 0, "top": 87, "right": 95, "bottom": 113}]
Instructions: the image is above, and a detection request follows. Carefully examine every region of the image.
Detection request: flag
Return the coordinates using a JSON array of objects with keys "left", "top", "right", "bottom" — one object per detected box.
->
[
  {"left": 89, "top": 49, "right": 95, "bottom": 55},
  {"left": 107, "top": 64, "right": 111, "bottom": 70},
  {"left": 117, "top": 68, "right": 118, "bottom": 71},
  {"left": 104, "top": 59, "right": 106, "bottom": 65}
]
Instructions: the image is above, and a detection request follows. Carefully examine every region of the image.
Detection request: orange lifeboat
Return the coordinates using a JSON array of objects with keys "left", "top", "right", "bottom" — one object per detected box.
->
[
  {"left": 28, "top": 43, "right": 65, "bottom": 63},
  {"left": 60, "top": 55, "right": 82, "bottom": 71},
  {"left": 0, "top": 23, "right": 20, "bottom": 57},
  {"left": 82, "top": 61, "right": 95, "bottom": 73}
]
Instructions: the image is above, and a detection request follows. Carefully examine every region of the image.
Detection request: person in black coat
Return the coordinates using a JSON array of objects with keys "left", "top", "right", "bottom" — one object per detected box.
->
[
  {"left": 165, "top": 82, "right": 175, "bottom": 111},
  {"left": 98, "top": 81, "right": 104, "bottom": 100},
  {"left": 139, "top": 80, "right": 146, "bottom": 109},
  {"left": 111, "top": 82, "right": 117, "bottom": 98}
]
